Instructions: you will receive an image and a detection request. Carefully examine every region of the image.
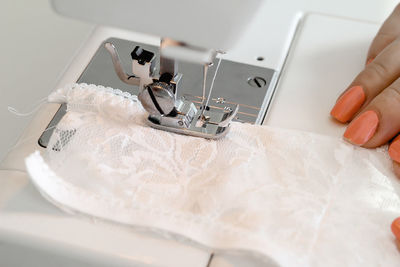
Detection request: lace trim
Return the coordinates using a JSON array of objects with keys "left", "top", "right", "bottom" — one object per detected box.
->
[
  {"left": 49, "top": 83, "right": 138, "bottom": 103},
  {"left": 48, "top": 83, "right": 144, "bottom": 124}
]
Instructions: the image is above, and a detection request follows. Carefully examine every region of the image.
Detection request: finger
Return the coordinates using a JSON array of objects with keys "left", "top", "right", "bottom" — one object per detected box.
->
[
  {"left": 367, "top": 4, "right": 400, "bottom": 63},
  {"left": 342, "top": 77, "right": 400, "bottom": 148},
  {"left": 390, "top": 133, "right": 400, "bottom": 178},
  {"left": 389, "top": 135, "right": 400, "bottom": 173},
  {"left": 393, "top": 161, "right": 400, "bottom": 179},
  {"left": 392, "top": 216, "right": 400, "bottom": 240},
  {"left": 331, "top": 37, "right": 400, "bottom": 123}
]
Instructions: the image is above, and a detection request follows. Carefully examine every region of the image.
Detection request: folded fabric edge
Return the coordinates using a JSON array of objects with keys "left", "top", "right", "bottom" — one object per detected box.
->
[{"left": 24, "top": 151, "right": 283, "bottom": 266}]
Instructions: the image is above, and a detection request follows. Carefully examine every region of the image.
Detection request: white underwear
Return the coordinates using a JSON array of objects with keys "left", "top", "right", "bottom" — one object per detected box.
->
[{"left": 26, "top": 83, "right": 400, "bottom": 266}]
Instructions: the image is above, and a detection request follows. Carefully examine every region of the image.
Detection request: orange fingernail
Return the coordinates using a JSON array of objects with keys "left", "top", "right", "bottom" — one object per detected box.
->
[
  {"left": 392, "top": 217, "right": 400, "bottom": 240},
  {"left": 330, "top": 85, "right": 366, "bottom": 123},
  {"left": 343, "top": 110, "right": 379, "bottom": 145},
  {"left": 389, "top": 136, "right": 400, "bottom": 163},
  {"left": 366, "top": 57, "right": 374, "bottom": 65}
]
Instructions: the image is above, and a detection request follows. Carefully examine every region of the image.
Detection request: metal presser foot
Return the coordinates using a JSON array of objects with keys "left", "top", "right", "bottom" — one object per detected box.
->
[{"left": 105, "top": 41, "right": 238, "bottom": 139}]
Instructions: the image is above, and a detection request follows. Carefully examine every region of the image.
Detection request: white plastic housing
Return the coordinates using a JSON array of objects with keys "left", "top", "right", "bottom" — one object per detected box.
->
[{"left": 51, "top": 0, "right": 262, "bottom": 51}]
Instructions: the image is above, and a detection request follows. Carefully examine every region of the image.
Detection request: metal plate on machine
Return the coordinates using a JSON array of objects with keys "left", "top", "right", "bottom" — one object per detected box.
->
[{"left": 39, "top": 37, "right": 277, "bottom": 148}]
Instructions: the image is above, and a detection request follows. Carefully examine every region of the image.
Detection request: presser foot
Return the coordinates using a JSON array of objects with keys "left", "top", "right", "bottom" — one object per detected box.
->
[
  {"left": 104, "top": 41, "right": 240, "bottom": 139},
  {"left": 145, "top": 98, "right": 239, "bottom": 139}
]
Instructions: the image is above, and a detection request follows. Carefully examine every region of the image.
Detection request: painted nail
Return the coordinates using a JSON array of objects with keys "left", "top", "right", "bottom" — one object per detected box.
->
[
  {"left": 330, "top": 85, "right": 366, "bottom": 123},
  {"left": 392, "top": 217, "right": 400, "bottom": 240},
  {"left": 343, "top": 110, "right": 379, "bottom": 145},
  {"left": 366, "top": 57, "right": 374, "bottom": 65},
  {"left": 389, "top": 136, "right": 400, "bottom": 163}
]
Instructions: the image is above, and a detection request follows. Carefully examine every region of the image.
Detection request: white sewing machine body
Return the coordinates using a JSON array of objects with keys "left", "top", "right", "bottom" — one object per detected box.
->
[{"left": 0, "top": 0, "right": 397, "bottom": 266}]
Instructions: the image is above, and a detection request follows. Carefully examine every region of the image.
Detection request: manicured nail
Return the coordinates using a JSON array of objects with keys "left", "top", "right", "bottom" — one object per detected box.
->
[
  {"left": 330, "top": 85, "right": 366, "bottom": 123},
  {"left": 389, "top": 136, "right": 400, "bottom": 163},
  {"left": 343, "top": 110, "right": 379, "bottom": 145},
  {"left": 392, "top": 217, "right": 400, "bottom": 240},
  {"left": 366, "top": 57, "right": 374, "bottom": 65}
]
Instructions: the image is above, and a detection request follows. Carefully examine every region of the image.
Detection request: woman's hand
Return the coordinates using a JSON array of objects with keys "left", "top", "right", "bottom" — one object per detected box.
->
[
  {"left": 330, "top": 4, "right": 400, "bottom": 177},
  {"left": 330, "top": 4, "right": 400, "bottom": 241}
]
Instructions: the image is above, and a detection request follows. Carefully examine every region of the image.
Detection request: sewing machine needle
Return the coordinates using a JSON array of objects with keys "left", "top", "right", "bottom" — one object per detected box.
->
[
  {"left": 197, "top": 54, "right": 223, "bottom": 127},
  {"left": 196, "top": 63, "right": 209, "bottom": 127},
  {"left": 201, "top": 63, "right": 209, "bottom": 108},
  {"left": 204, "top": 56, "right": 222, "bottom": 111}
]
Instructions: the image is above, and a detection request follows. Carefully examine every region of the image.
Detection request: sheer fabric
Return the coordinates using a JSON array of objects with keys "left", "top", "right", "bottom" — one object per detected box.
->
[{"left": 26, "top": 83, "right": 400, "bottom": 266}]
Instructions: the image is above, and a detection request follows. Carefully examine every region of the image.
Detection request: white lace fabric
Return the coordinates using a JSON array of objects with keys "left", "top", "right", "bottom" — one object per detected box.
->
[{"left": 26, "top": 83, "right": 400, "bottom": 266}]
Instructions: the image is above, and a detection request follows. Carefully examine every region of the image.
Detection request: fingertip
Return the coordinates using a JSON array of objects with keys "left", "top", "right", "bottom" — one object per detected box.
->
[
  {"left": 392, "top": 160, "right": 400, "bottom": 179},
  {"left": 343, "top": 110, "right": 379, "bottom": 146},
  {"left": 389, "top": 136, "right": 400, "bottom": 164},
  {"left": 391, "top": 217, "right": 400, "bottom": 240},
  {"left": 330, "top": 86, "right": 366, "bottom": 123},
  {"left": 330, "top": 110, "right": 347, "bottom": 123}
]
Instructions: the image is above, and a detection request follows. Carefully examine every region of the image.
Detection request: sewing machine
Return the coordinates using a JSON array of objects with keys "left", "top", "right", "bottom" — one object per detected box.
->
[
  {"left": 0, "top": 0, "right": 398, "bottom": 266},
  {"left": 38, "top": 0, "right": 278, "bottom": 144}
]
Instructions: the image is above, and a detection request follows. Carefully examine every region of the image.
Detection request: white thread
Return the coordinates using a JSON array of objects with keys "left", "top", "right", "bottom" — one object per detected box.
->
[{"left": 7, "top": 97, "right": 48, "bottom": 117}]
